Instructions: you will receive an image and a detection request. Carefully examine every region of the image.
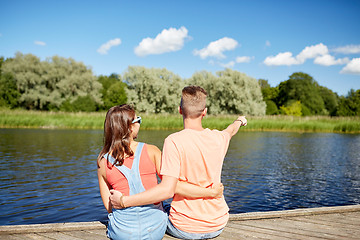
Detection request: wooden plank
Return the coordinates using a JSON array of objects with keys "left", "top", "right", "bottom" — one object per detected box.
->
[
  {"left": 63, "top": 230, "right": 108, "bottom": 240},
  {"left": 276, "top": 217, "right": 358, "bottom": 239},
  {"left": 21, "top": 233, "right": 53, "bottom": 240},
  {"left": 0, "top": 222, "right": 106, "bottom": 235},
  {"left": 213, "top": 234, "right": 235, "bottom": 240},
  {"left": 0, "top": 235, "right": 27, "bottom": 240},
  {"left": 291, "top": 214, "right": 360, "bottom": 231},
  {"left": 289, "top": 217, "right": 360, "bottom": 240},
  {"left": 220, "top": 223, "right": 272, "bottom": 239},
  {"left": 230, "top": 205, "right": 360, "bottom": 221},
  {"left": 83, "top": 229, "right": 108, "bottom": 237},
  {"left": 238, "top": 218, "right": 345, "bottom": 240},
  {"left": 0, "top": 234, "right": 53, "bottom": 240},
  {"left": 37, "top": 232, "right": 83, "bottom": 240},
  {"left": 310, "top": 212, "right": 360, "bottom": 225},
  {"left": 0, "top": 205, "right": 359, "bottom": 239},
  {"left": 231, "top": 220, "right": 328, "bottom": 240},
  {"left": 226, "top": 221, "right": 292, "bottom": 240},
  {"left": 217, "top": 229, "right": 249, "bottom": 240}
]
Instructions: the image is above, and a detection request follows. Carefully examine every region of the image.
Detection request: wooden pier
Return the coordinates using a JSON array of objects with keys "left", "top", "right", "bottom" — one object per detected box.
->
[{"left": 1, "top": 205, "right": 359, "bottom": 239}]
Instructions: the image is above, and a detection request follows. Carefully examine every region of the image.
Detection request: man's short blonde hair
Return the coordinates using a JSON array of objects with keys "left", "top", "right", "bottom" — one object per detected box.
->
[{"left": 180, "top": 86, "right": 207, "bottom": 118}]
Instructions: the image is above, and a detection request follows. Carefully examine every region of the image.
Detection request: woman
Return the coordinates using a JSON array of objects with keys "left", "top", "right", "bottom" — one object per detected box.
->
[{"left": 97, "top": 105, "right": 222, "bottom": 240}]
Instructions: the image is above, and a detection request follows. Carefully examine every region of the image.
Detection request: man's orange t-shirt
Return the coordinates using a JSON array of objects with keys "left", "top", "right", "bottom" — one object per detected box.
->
[{"left": 160, "top": 128, "right": 231, "bottom": 233}]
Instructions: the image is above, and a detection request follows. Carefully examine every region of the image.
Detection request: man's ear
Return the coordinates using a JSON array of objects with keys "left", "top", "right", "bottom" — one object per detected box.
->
[
  {"left": 202, "top": 107, "right": 207, "bottom": 117},
  {"left": 178, "top": 106, "right": 182, "bottom": 115}
]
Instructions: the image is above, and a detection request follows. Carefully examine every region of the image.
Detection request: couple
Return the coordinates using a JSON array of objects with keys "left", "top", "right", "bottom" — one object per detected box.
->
[{"left": 97, "top": 86, "right": 247, "bottom": 239}]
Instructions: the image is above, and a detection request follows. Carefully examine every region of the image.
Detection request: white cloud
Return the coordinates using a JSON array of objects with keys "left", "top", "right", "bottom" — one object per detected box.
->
[
  {"left": 236, "top": 56, "right": 253, "bottom": 63},
  {"left": 332, "top": 45, "right": 360, "bottom": 54},
  {"left": 314, "top": 54, "right": 350, "bottom": 66},
  {"left": 97, "top": 38, "right": 121, "bottom": 55},
  {"left": 264, "top": 52, "right": 299, "bottom": 66},
  {"left": 219, "top": 61, "right": 235, "bottom": 68},
  {"left": 296, "top": 43, "right": 328, "bottom": 64},
  {"left": 340, "top": 58, "right": 360, "bottom": 74},
  {"left": 218, "top": 56, "right": 253, "bottom": 68},
  {"left": 263, "top": 43, "right": 351, "bottom": 67},
  {"left": 34, "top": 41, "right": 46, "bottom": 46},
  {"left": 193, "top": 37, "right": 238, "bottom": 59},
  {"left": 134, "top": 26, "right": 189, "bottom": 57}
]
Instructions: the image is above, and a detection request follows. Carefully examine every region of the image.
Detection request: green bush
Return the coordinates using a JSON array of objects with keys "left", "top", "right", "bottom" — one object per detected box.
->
[
  {"left": 265, "top": 100, "right": 278, "bottom": 115},
  {"left": 60, "top": 95, "right": 97, "bottom": 112}
]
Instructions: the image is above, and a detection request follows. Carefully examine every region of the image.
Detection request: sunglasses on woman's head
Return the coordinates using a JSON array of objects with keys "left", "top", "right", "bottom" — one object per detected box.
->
[{"left": 132, "top": 116, "right": 142, "bottom": 124}]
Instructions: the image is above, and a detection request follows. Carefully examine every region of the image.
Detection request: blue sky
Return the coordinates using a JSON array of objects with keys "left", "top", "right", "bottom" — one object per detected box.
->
[{"left": 1, "top": 0, "right": 359, "bottom": 96}]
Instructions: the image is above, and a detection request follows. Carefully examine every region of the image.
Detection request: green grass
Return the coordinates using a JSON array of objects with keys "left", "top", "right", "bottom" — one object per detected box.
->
[
  {"left": 0, "top": 109, "right": 105, "bottom": 129},
  {"left": 1, "top": 109, "right": 359, "bottom": 133}
]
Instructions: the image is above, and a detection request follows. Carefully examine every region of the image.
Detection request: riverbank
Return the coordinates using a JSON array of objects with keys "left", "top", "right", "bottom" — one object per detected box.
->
[
  {"left": 1, "top": 109, "right": 359, "bottom": 133},
  {"left": 1, "top": 205, "right": 359, "bottom": 239}
]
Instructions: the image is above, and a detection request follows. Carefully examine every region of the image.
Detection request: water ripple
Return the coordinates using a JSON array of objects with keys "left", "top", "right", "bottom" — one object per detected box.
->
[{"left": 1, "top": 129, "right": 360, "bottom": 225}]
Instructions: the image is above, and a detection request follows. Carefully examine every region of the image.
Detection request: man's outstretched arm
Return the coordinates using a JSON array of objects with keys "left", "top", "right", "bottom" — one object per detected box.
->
[
  {"left": 224, "top": 116, "right": 247, "bottom": 137},
  {"left": 110, "top": 175, "right": 177, "bottom": 209}
]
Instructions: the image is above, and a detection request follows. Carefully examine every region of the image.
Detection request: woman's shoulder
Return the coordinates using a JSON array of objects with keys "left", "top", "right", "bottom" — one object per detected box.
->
[
  {"left": 97, "top": 156, "right": 107, "bottom": 176},
  {"left": 98, "top": 154, "right": 107, "bottom": 165},
  {"left": 143, "top": 143, "right": 161, "bottom": 154}
]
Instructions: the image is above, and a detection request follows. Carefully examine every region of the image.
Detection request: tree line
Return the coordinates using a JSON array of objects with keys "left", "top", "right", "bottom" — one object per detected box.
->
[
  {"left": 259, "top": 72, "right": 360, "bottom": 116},
  {"left": 0, "top": 52, "right": 359, "bottom": 116}
]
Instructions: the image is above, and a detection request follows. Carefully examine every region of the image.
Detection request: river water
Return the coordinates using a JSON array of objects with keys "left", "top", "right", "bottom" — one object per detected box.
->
[{"left": 0, "top": 129, "right": 359, "bottom": 225}]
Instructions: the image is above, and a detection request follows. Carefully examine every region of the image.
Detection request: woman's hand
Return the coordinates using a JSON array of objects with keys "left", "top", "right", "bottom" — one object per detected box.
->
[
  {"left": 109, "top": 189, "right": 125, "bottom": 209},
  {"left": 211, "top": 183, "right": 224, "bottom": 198}
]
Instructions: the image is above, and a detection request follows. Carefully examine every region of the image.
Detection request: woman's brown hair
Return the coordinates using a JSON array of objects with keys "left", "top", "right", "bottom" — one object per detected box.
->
[{"left": 97, "top": 104, "right": 136, "bottom": 167}]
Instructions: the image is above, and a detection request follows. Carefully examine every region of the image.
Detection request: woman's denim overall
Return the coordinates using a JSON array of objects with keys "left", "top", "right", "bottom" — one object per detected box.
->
[{"left": 105, "top": 142, "right": 168, "bottom": 240}]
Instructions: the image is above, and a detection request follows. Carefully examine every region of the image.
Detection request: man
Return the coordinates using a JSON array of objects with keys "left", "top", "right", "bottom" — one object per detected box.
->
[{"left": 110, "top": 85, "right": 247, "bottom": 239}]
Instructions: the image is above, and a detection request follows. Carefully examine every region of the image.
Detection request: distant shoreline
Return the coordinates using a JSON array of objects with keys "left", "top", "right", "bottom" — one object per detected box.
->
[{"left": 1, "top": 109, "right": 359, "bottom": 133}]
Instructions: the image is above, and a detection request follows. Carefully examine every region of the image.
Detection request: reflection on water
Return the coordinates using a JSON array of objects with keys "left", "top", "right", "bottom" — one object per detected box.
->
[
  {"left": 0, "top": 129, "right": 359, "bottom": 225},
  {"left": 223, "top": 132, "right": 360, "bottom": 213},
  {"left": 0, "top": 129, "right": 104, "bottom": 225}
]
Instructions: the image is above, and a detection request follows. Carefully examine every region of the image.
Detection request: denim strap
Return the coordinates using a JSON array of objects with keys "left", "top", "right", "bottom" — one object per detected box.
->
[{"left": 104, "top": 142, "right": 145, "bottom": 195}]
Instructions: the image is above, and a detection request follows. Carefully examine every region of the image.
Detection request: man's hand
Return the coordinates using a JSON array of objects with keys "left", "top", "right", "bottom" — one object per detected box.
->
[
  {"left": 109, "top": 189, "right": 124, "bottom": 209},
  {"left": 236, "top": 116, "right": 247, "bottom": 126},
  {"left": 211, "top": 183, "right": 224, "bottom": 198}
]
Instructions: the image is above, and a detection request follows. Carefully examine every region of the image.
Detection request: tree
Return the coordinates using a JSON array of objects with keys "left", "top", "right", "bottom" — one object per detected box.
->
[
  {"left": 277, "top": 72, "right": 325, "bottom": 115},
  {"left": 265, "top": 100, "right": 279, "bottom": 115},
  {"left": 258, "top": 79, "right": 270, "bottom": 89},
  {"left": 98, "top": 74, "right": 127, "bottom": 110},
  {"left": 336, "top": 89, "right": 360, "bottom": 116},
  {"left": 0, "top": 56, "right": 3, "bottom": 75},
  {"left": 0, "top": 57, "right": 21, "bottom": 108},
  {"left": 1, "top": 52, "right": 102, "bottom": 110},
  {"left": 124, "top": 66, "right": 185, "bottom": 113},
  {"left": 258, "top": 79, "right": 279, "bottom": 115},
  {"left": 59, "top": 95, "right": 98, "bottom": 112},
  {"left": 188, "top": 69, "right": 266, "bottom": 115},
  {"left": 104, "top": 81, "right": 127, "bottom": 109},
  {"left": 318, "top": 86, "right": 338, "bottom": 116},
  {"left": 98, "top": 75, "right": 118, "bottom": 99},
  {"left": 280, "top": 100, "right": 302, "bottom": 116},
  {"left": 0, "top": 72, "right": 20, "bottom": 108},
  {"left": 258, "top": 79, "right": 279, "bottom": 102}
]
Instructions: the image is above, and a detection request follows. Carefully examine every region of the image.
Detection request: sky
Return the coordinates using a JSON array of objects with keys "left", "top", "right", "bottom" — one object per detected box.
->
[{"left": 1, "top": 0, "right": 359, "bottom": 96}]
